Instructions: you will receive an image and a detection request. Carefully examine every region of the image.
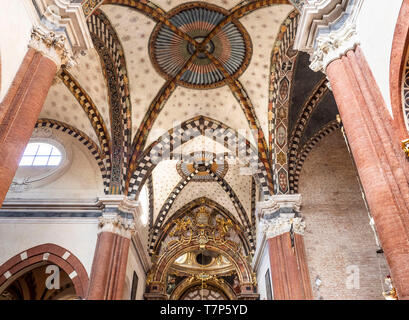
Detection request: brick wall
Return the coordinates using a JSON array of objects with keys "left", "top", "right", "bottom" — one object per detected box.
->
[{"left": 298, "top": 130, "right": 390, "bottom": 300}]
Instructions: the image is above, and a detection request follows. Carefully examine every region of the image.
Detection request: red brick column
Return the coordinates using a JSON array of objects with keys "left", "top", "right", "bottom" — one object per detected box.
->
[
  {"left": 326, "top": 47, "right": 409, "bottom": 299},
  {"left": 87, "top": 198, "right": 137, "bottom": 300},
  {"left": 267, "top": 231, "right": 312, "bottom": 300},
  {"left": 87, "top": 230, "right": 131, "bottom": 300},
  {"left": 257, "top": 195, "right": 313, "bottom": 300},
  {"left": 0, "top": 48, "right": 57, "bottom": 206}
]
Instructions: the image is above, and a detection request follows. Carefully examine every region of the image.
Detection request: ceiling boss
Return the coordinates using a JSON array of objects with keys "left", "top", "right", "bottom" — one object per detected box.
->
[{"left": 149, "top": 2, "right": 252, "bottom": 89}]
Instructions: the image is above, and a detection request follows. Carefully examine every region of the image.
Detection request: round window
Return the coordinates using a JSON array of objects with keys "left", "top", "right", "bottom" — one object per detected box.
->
[{"left": 19, "top": 142, "right": 62, "bottom": 166}]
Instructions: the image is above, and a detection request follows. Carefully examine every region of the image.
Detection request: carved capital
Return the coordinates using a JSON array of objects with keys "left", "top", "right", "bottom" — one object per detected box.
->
[
  {"left": 98, "top": 213, "right": 136, "bottom": 239},
  {"left": 29, "top": 26, "right": 72, "bottom": 68},
  {"left": 24, "top": 0, "right": 93, "bottom": 68},
  {"left": 310, "top": 23, "right": 359, "bottom": 73},
  {"left": 294, "top": 0, "right": 363, "bottom": 74},
  {"left": 261, "top": 216, "right": 306, "bottom": 239},
  {"left": 97, "top": 196, "right": 142, "bottom": 239}
]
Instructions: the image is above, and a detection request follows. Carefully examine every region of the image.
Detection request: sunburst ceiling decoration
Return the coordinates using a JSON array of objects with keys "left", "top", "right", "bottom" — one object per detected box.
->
[
  {"left": 149, "top": 2, "right": 252, "bottom": 89},
  {"left": 176, "top": 152, "right": 228, "bottom": 181}
]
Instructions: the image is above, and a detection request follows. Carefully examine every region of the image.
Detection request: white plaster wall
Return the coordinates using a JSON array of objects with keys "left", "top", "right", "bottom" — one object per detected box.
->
[
  {"left": 0, "top": 218, "right": 98, "bottom": 275},
  {"left": 5, "top": 128, "right": 105, "bottom": 200},
  {"left": 256, "top": 243, "right": 273, "bottom": 300},
  {"left": 123, "top": 242, "right": 147, "bottom": 300},
  {"left": 356, "top": 0, "right": 403, "bottom": 115},
  {"left": 0, "top": 1, "right": 33, "bottom": 101}
]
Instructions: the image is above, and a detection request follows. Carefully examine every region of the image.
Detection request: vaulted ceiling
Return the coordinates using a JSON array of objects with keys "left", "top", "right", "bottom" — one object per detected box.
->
[{"left": 34, "top": 0, "right": 340, "bottom": 256}]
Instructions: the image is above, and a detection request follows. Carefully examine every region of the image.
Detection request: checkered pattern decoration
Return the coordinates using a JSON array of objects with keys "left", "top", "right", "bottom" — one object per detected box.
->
[
  {"left": 288, "top": 0, "right": 305, "bottom": 11},
  {"left": 147, "top": 153, "right": 254, "bottom": 255},
  {"left": 291, "top": 120, "right": 340, "bottom": 193},
  {"left": 288, "top": 78, "right": 329, "bottom": 191},
  {"left": 127, "top": 116, "right": 271, "bottom": 198},
  {"left": 148, "top": 172, "right": 198, "bottom": 255},
  {"left": 88, "top": 10, "right": 132, "bottom": 193},
  {"left": 36, "top": 119, "right": 109, "bottom": 192},
  {"left": 251, "top": 176, "right": 256, "bottom": 234},
  {"left": 150, "top": 197, "right": 252, "bottom": 257},
  {"left": 268, "top": 10, "right": 299, "bottom": 195},
  {"left": 208, "top": 168, "right": 255, "bottom": 252},
  {"left": 147, "top": 175, "right": 154, "bottom": 235},
  {"left": 59, "top": 68, "right": 111, "bottom": 193}
]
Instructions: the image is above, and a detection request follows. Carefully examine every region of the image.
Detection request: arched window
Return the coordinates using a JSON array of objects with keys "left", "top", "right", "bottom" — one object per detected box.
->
[{"left": 19, "top": 142, "right": 62, "bottom": 167}]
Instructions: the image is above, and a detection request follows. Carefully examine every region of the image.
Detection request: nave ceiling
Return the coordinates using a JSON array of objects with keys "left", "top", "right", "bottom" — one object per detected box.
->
[{"left": 14, "top": 0, "right": 339, "bottom": 260}]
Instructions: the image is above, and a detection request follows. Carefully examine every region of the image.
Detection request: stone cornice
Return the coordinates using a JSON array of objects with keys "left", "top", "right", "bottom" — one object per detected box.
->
[
  {"left": 294, "top": 0, "right": 363, "bottom": 73},
  {"left": 256, "top": 194, "right": 302, "bottom": 219}
]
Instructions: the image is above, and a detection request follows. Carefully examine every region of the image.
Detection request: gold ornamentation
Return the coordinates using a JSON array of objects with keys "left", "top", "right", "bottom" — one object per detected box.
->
[
  {"left": 382, "top": 276, "right": 398, "bottom": 300},
  {"left": 29, "top": 26, "right": 71, "bottom": 67},
  {"left": 215, "top": 217, "right": 233, "bottom": 239},
  {"left": 169, "top": 217, "right": 192, "bottom": 238},
  {"left": 401, "top": 139, "right": 409, "bottom": 157}
]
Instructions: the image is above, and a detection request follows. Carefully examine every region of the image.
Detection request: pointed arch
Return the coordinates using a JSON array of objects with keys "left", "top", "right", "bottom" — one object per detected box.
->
[
  {"left": 147, "top": 156, "right": 254, "bottom": 255},
  {"left": 390, "top": 0, "right": 409, "bottom": 141},
  {"left": 151, "top": 197, "right": 252, "bottom": 257},
  {"left": 126, "top": 116, "right": 272, "bottom": 198}
]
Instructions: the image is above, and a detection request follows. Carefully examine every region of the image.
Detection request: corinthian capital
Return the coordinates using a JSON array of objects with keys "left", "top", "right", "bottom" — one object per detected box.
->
[
  {"left": 261, "top": 216, "right": 306, "bottom": 239},
  {"left": 294, "top": 0, "right": 363, "bottom": 74},
  {"left": 24, "top": 0, "right": 93, "bottom": 68},
  {"left": 309, "top": 23, "right": 359, "bottom": 72},
  {"left": 98, "top": 213, "right": 136, "bottom": 239},
  {"left": 29, "top": 26, "right": 71, "bottom": 67}
]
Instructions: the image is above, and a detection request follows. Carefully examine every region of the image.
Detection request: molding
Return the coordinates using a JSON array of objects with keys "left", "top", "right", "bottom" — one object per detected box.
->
[
  {"left": 294, "top": 0, "right": 363, "bottom": 73},
  {"left": 0, "top": 198, "right": 104, "bottom": 211},
  {"left": 252, "top": 229, "right": 267, "bottom": 272}
]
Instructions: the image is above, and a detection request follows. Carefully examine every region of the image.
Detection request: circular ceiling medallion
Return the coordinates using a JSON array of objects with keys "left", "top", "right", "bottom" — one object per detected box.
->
[
  {"left": 149, "top": 2, "right": 252, "bottom": 89},
  {"left": 176, "top": 152, "right": 228, "bottom": 181}
]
